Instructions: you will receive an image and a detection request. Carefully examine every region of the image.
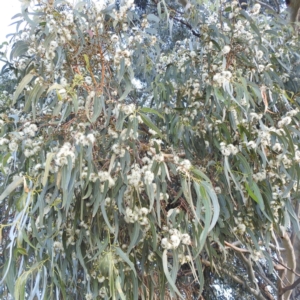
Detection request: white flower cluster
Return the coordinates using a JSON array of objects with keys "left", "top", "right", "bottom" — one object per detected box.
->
[
  {"left": 97, "top": 171, "right": 116, "bottom": 187},
  {"left": 127, "top": 165, "right": 142, "bottom": 187},
  {"left": 114, "top": 49, "right": 131, "bottom": 67},
  {"left": 53, "top": 241, "right": 64, "bottom": 253},
  {"left": 253, "top": 169, "right": 266, "bottom": 182},
  {"left": 99, "top": 287, "right": 107, "bottom": 298},
  {"left": 46, "top": 40, "right": 58, "bottom": 60},
  {"left": 127, "top": 162, "right": 155, "bottom": 187},
  {"left": 113, "top": 103, "right": 136, "bottom": 117},
  {"left": 124, "top": 206, "right": 150, "bottom": 227},
  {"left": 249, "top": 112, "right": 262, "bottom": 122},
  {"left": 0, "top": 137, "right": 9, "bottom": 146},
  {"left": 258, "top": 130, "right": 271, "bottom": 147},
  {"left": 220, "top": 142, "right": 239, "bottom": 156},
  {"left": 120, "top": 128, "right": 138, "bottom": 140},
  {"left": 73, "top": 132, "right": 96, "bottom": 146},
  {"left": 85, "top": 293, "right": 93, "bottom": 300},
  {"left": 161, "top": 228, "right": 191, "bottom": 250},
  {"left": 251, "top": 4, "right": 261, "bottom": 15},
  {"left": 278, "top": 116, "right": 292, "bottom": 128},
  {"left": 178, "top": 253, "right": 192, "bottom": 265},
  {"left": 246, "top": 141, "right": 257, "bottom": 149},
  {"left": 108, "top": 127, "right": 119, "bottom": 139},
  {"left": 234, "top": 207, "right": 255, "bottom": 235},
  {"left": 213, "top": 70, "right": 232, "bottom": 86},
  {"left": 8, "top": 139, "right": 18, "bottom": 152},
  {"left": 221, "top": 45, "right": 231, "bottom": 55},
  {"left": 24, "top": 137, "right": 43, "bottom": 157},
  {"left": 55, "top": 143, "right": 76, "bottom": 167},
  {"left": 111, "top": 143, "right": 126, "bottom": 157},
  {"left": 176, "top": 159, "right": 192, "bottom": 173},
  {"left": 23, "top": 122, "right": 38, "bottom": 137}
]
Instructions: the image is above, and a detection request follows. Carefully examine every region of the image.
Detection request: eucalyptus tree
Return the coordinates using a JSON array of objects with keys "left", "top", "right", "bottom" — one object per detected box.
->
[{"left": 0, "top": 0, "right": 300, "bottom": 299}]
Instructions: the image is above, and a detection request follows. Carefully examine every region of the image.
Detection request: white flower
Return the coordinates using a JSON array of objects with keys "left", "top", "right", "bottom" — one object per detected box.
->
[
  {"left": 236, "top": 223, "right": 246, "bottom": 234},
  {"left": 180, "top": 159, "right": 191, "bottom": 170},
  {"left": 153, "top": 153, "right": 164, "bottom": 162},
  {"left": 58, "top": 88, "right": 67, "bottom": 99},
  {"left": 252, "top": 3, "right": 261, "bottom": 15},
  {"left": 222, "top": 45, "right": 231, "bottom": 55},
  {"left": 139, "top": 207, "right": 149, "bottom": 215},
  {"left": 9, "top": 141, "right": 18, "bottom": 152},
  {"left": 161, "top": 237, "right": 171, "bottom": 249},
  {"left": 122, "top": 103, "right": 135, "bottom": 115},
  {"left": 87, "top": 133, "right": 96, "bottom": 144},
  {"left": 98, "top": 171, "right": 110, "bottom": 182},
  {"left": 128, "top": 169, "right": 141, "bottom": 187},
  {"left": 148, "top": 252, "right": 155, "bottom": 262},
  {"left": 247, "top": 141, "right": 257, "bottom": 149},
  {"left": 139, "top": 216, "right": 149, "bottom": 226},
  {"left": 272, "top": 143, "right": 282, "bottom": 152},
  {"left": 111, "top": 34, "right": 119, "bottom": 43},
  {"left": 149, "top": 129, "right": 157, "bottom": 135},
  {"left": 124, "top": 207, "right": 138, "bottom": 223},
  {"left": 99, "top": 287, "right": 107, "bottom": 298},
  {"left": 227, "top": 144, "right": 239, "bottom": 155},
  {"left": 215, "top": 187, "right": 222, "bottom": 194},
  {"left": 221, "top": 148, "right": 231, "bottom": 156},
  {"left": 278, "top": 116, "right": 292, "bottom": 128},
  {"left": 181, "top": 233, "right": 191, "bottom": 245},
  {"left": 29, "top": 124, "right": 38, "bottom": 132},
  {"left": 256, "top": 50, "right": 263, "bottom": 60},
  {"left": 170, "top": 234, "right": 181, "bottom": 249},
  {"left": 258, "top": 65, "right": 264, "bottom": 73}
]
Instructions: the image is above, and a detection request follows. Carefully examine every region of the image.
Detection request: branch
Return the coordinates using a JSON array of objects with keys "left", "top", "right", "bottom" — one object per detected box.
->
[
  {"left": 201, "top": 259, "right": 267, "bottom": 300},
  {"left": 224, "top": 241, "right": 250, "bottom": 253},
  {"left": 151, "top": 0, "right": 201, "bottom": 38},
  {"left": 255, "top": 261, "right": 278, "bottom": 293},
  {"left": 171, "top": 16, "right": 201, "bottom": 38},
  {"left": 280, "top": 277, "right": 300, "bottom": 295},
  {"left": 239, "top": 252, "right": 258, "bottom": 289},
  {"left": 278, "top": 227, "right": 296, "bottom": 300},
  {"left": 255, "top": 0, "right": 279, "bottom": 14},
  {"left": 273, "top": 258, "right": 300, "bottom": 277}
]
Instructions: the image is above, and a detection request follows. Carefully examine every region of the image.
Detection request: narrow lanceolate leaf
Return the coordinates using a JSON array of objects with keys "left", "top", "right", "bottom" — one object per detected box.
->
[
  {"left": 245, "top": 181, "right": 265, "bottom": 211},
  {"left": 139, "top": 112, "right": 163, "bottom": 138},
  {"left": 202, "top": 181, "right": 220, "bottom": 232},
  {"left": 83, "top": 54, "right": 90, "bottom": 70},
  {"left": 46, "top": 83, "right": 64, "bottom": 94},
  {"left": 162, "top": 250, "right": 183, "bottom": 299},
  {"left": 42, "top": 153, "right": 55, "bottom": 186},
  {"left": 0, "top": 177, "right": 23, "bottom": 203},
  {"left": 115, "top": 247, "right": 137, "bottom": 276},
  {"left": 115, "top": 276, "right": 126, "bottom": 300},
  {"left": 12, "top": 72, "right": 35, "bottom": 105},
  {"left": 140, "top": 107, "right": 165, "bottom": 120}
]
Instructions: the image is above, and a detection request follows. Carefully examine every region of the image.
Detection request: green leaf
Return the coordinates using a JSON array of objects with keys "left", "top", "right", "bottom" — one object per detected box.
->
[
  {"left": 42, "top": 153, "right": 55, "bottom": 187},
  {"left": 12, "top": 72, "right": 34, "bottom": 105},
  {"left": 115, "top": 247, "right": 137, "bottom": 276},
  {"left": 140, "top": 107, "right": 164, "bottom": 120},
  {"left": 0, "top": 176, "right": 23, "bottom": 204},
  {"left": 83, "top": 54, "right": 90, "bottom": 70},
  {"left": 162, "top": 250, "right": 183, "bottom": 299},
  {"left": 16, "top": 247, "right": 27, "bottom": 255},
  {"left": 115, "top": 276, "right": 126, "bottom": 300},
  {"left": 245, "top": 181, "right": 265, "bottom": 211},
  {"left": 139, "top": 112, "right": 163, "bottom": 138}
]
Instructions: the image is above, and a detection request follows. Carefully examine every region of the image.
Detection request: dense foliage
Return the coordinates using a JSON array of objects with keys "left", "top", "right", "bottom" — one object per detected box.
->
[{"left": 0, "top": 0, "right": 300, "bottom": 299}]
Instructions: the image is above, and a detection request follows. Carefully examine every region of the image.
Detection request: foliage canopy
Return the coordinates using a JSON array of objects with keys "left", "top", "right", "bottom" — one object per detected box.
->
[{"left": 1, "top": 0, "right": 300, "bottom": 299}]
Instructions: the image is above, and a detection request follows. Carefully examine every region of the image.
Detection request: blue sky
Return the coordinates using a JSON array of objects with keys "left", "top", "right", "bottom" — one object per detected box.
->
[{"left": 0, "top": 0, "right": 20, "bottom": 43}]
